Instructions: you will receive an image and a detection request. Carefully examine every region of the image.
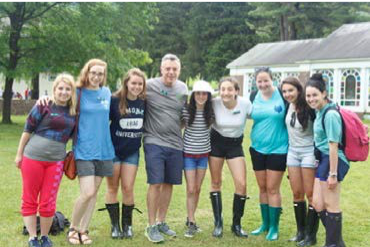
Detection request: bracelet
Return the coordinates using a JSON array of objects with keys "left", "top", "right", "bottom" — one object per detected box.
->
[{"left": 329, "top": 171, "right": 337, "bottom": 178}]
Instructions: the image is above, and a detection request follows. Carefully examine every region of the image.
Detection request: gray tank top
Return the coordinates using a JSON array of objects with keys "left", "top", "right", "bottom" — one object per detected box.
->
[{"left": 24, "top": 134, "right": 66, "bottom": 161}]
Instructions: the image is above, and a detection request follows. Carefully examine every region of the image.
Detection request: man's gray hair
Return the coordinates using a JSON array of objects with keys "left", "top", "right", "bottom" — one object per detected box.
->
[{"left": 161, "top": 53, "right": 181, "bottom": 67}]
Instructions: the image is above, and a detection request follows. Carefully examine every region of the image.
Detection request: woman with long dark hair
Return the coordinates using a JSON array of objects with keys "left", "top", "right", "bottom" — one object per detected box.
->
[
  {"left": 305, "top": 73, "right": 348, "bottom": 247},
  {"left": 104, "top": 68, "right": 146, "bottom": 239},
  {"left": 281, "top": 77, "right": 318, "bottom": 246},
  {"left": 182, "top": 80, "right": 214, "bottom": 238}
]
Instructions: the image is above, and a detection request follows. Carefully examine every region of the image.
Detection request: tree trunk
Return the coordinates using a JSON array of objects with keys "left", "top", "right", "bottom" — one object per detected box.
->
[
  {"left": 280, "top": 15, "right": 289, "bottom": 41},
  {"left": 289, "top": 21, "right": 297, "bottom": 40},
  {"left": 31, "top": 74, "right": 39, "bottom": 99},
  {"left": 2, "top": 77, "right": 14, "bottom": 124},
  {"left": 280, "top": 15, "right": 285, "bottom": 41},
  {"left": 1, "top": 3, "right": 24, "bottom": 123}
]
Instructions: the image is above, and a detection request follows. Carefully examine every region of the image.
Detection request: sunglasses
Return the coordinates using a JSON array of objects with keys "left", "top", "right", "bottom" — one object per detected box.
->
[
  {"left": 290, "top": 111, "right": 296, "bottom": 127},
  {"left": 254, "top": 66, "right": 271, "bottom": 73}
]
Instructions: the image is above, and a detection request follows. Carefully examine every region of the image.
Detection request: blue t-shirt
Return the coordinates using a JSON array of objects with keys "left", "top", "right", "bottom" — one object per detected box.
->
[
  {"left": 74, "top": 87, "right": 115, "bottom": 160},
  {"left": 110, "top": 97, "right": 145, "bottom": 159},
  {"left": 250, "top": 88, "right": 288, "bottom": 154},
  {"left": 313, "top": 103, "right": 349, "bottom": 165}
]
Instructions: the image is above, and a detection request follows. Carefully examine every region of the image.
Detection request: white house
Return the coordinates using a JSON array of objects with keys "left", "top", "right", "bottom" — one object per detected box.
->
[
  {"left": 0, "top": 73, "right": 55, "bottom": 99},
  {"left": 227, "top": 22, "right": 370, "bottom": 115}
]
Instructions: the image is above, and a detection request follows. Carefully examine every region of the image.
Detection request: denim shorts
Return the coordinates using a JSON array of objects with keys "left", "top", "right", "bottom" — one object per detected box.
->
[
  {"left": 144, "top": 144, "right": 183, "bottom": 185},
  {"left": 184, "top": 156, "right": 208, "bottom": 170},
  {"left": 287, "top": 146, "right": 316, "bottom": 168},
  {"left": 113, "top": 151, "right": 140, "bottom": 166},
  {"left": 316, "top": 151, "right": 349, "bottom": 182},
  {"left": 76, "top": 160, "right": 113, "bottom": 177}
]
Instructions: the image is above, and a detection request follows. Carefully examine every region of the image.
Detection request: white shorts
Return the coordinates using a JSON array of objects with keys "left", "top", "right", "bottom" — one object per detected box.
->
[{"left": 287, "top": 146, "right": 315, "bottom": 168}]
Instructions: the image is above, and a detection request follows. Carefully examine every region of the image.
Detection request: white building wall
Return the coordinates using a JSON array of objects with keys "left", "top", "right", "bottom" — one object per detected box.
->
[{"left": 0, "top": 73, "right": 54, "bottom": 99}]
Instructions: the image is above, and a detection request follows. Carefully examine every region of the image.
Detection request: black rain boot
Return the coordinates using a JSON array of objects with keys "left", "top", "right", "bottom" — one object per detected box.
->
[
  {"left": 325, "top": 212, "right": 346, "bottom": 247},
  {"left": 297, "top": 205, "right": 319, "bottom": 246},
  {"left": 319, "top": 210, "right": 328, "bottom": 247},
  {"left": 288, "top": 201, "right": 306, "bottom": 242},
  {"left": 231, "top": 193, "right": 248, "bottom": 238},
  {"left": 106, "top": 203, "right": 122, "bottom": 239},
  {"left": 122, "top": 204, "right": 134, "bottom": 238},
  {"left": 210, "top": 191, "right": 223, "bottom": 238}
]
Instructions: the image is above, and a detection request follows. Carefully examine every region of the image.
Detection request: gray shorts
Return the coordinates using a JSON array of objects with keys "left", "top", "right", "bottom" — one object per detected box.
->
[
  {"left": 76, "top": 160, "right": 113, "bottom": 177},
  {"left": 287, "top": 146, "right": 315, "bottom": 168}
]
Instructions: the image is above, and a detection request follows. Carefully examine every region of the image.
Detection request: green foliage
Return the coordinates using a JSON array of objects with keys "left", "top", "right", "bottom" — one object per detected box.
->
[
  {"left": 247, "top": 2, "right": 370, "bottom": 41},
  {"left": 18, "top": 3, "right": 157, "bottom": 86},
  {"left": 142, "top": 3, "right": 257, "bottom": 81}
]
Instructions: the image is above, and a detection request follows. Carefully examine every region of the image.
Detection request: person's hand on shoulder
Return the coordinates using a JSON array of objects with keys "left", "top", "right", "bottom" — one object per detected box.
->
[{"left": 36, "top": 96, "right": 51, "bottom": 106}]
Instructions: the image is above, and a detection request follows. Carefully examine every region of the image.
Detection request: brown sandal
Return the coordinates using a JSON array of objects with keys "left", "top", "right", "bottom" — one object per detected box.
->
[
  {"left": 80, "top": 231, "right": 92, "bottom": 245},
  {"left": 67, "top": 228, "right": 81, "bottom": 245}
]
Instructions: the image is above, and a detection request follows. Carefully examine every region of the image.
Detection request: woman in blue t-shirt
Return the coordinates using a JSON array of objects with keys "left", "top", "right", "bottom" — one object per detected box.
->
[
  {"left": 305, "top": 73, "right": 349, "bottom": 247},
  {"left": 104, "top": 68, "right": 146, "bottom": 239},
  {"left": 67, "top": 59, "right": 115, "bottom": 245},
  {"left": 249, "top": 67, "right": 288, "bottom": 241}
]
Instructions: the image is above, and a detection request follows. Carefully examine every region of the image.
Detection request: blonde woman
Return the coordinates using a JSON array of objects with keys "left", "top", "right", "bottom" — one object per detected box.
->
[
  {"left": 104, "top": 68, "right": 146, "bottom": 239},
  {"left": 15, "top": 74, "right": 76, "bottom": 247}
]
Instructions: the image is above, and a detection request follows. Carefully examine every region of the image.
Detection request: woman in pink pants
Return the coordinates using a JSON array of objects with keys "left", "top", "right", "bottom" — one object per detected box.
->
[{"left": 15, "top": 74, "right": 76, "bottom": 247}]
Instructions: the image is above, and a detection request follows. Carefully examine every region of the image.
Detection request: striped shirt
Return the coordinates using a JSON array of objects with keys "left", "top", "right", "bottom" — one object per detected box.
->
[{"left": 182, "top": 107, "right": 211, "bottom": 155}]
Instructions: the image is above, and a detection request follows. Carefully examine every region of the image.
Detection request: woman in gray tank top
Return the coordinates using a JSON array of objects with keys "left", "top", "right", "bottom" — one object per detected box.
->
[{"left": 281, "top": 77, "right": 318, "bottom": 246}]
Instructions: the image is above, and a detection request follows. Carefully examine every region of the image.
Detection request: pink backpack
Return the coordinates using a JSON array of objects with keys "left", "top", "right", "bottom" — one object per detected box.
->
[{"left": 322, "top": 105, "right": 369, "bottom": 162}]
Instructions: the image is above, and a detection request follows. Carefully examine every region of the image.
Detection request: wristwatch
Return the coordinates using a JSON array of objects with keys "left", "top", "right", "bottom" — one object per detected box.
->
[{"left": 329, "top": 171, "right": 338, "bottom": 178}]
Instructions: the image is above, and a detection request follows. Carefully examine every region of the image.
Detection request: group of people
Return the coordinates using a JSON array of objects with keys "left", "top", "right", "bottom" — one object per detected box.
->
[{"left": 15, "top": 54, "right": 348, "bottom": 247}]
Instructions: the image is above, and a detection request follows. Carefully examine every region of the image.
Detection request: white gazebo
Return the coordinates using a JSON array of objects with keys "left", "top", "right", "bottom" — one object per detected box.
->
[{"left": 227, "top": 22, "right": 370, "bottom": 115}]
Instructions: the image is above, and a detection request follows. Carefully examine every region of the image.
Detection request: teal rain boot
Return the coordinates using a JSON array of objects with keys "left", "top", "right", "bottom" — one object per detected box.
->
[
  {"left": 266, "top": 206, "right": 282, "bottom": 241},
  {"left": 251, "top": 204, "right": 269, "bottom": 236}
]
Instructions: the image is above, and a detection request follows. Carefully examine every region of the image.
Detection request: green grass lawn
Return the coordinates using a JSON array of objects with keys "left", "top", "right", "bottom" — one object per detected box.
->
[{"left": 0, "top": 116, "right": 369, "bottom": 246}]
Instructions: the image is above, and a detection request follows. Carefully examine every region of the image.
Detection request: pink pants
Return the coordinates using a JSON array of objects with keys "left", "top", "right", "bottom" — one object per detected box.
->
[{"left": 21, "top": 156, "right": 64, "bottom": 217}]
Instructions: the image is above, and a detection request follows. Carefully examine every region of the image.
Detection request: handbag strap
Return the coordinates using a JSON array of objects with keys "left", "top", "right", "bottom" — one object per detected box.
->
[{"left": 72, "top": 89, "right": 82, "bottom": 147}]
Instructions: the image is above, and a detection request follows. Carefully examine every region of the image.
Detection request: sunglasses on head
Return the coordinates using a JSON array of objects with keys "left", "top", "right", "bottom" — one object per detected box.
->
[{"left": 254, "top": 66, "right": 271, "bottom": 73}]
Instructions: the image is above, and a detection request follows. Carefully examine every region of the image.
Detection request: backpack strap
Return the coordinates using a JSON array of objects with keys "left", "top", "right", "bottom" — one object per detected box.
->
[
  {"left": 321, "top": 104, "right": 345, "bottom": 150},
  {"left": 249, "top": 90, "right": 257, "bottom": 103}
]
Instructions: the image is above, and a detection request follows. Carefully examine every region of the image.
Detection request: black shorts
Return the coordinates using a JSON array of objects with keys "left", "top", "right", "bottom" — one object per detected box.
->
[
  {"left": 249, "top": 147, "right": 287, "bottom": 172},
  {"left": 210, "top": 129, "right": 244, "bottom": 159}
]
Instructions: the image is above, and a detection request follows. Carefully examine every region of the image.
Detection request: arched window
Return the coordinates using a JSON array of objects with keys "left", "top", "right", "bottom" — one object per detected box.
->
[
  {"left": 340, "top": 69, "right": 361, "bottom": 106},
  {"left": 314, "top": 69, "right": 334, "bottom": 100}
]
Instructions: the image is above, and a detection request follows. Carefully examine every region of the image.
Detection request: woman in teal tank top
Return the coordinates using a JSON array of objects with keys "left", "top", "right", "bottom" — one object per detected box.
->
[{"left": 249, "top": 67, "right": 288, "bottom": 241}]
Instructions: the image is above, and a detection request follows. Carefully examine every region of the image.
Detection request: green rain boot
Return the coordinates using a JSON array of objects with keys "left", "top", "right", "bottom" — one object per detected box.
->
[
  {"left": 266, "top": 206, "right": 282, "bottom": 241},
  {"left": 251, "top": 204, "right": 269, "bottom": 236}
]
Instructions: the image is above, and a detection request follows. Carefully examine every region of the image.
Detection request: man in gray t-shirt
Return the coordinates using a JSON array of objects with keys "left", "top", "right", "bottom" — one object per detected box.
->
[{"left": 143, "top": 54, "right": 188, "bottom": 243}]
